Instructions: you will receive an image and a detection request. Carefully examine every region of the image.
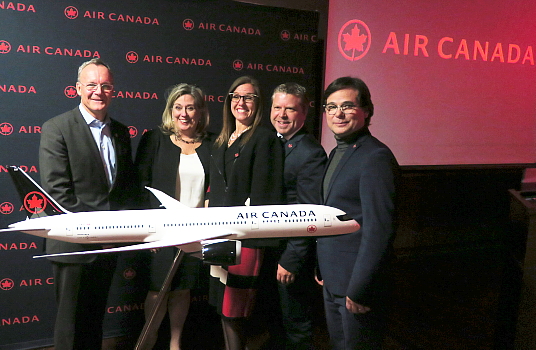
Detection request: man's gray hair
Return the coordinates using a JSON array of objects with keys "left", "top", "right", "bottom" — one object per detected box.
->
[{"left": 77, "top": 58, "right": 113, "bottom": 81}]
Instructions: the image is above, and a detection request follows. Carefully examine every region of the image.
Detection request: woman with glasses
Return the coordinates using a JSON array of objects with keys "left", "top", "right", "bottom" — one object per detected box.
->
[
  {"left": 209, "top": 76, "right": 285, "bottom": 349},
  {"left": 135, "top": 83, "right": 212, "bottom": 350}
]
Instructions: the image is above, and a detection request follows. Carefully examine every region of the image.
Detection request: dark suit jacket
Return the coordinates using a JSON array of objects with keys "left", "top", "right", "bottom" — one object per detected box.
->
[
  {"left": 210, "top": 126, "right": 284, "bottom": 207},
  {"left": 39, "top": 107, "right": 137, "bottom": 263},
  {"left": 317, "top": 129, "right": 398, "bottom": 305},
  {"left": 278, "top": 129, "right": 327, "bottom": 273},
  {"left": 134, "top": 129, "right": 212, "bottom": 209}
]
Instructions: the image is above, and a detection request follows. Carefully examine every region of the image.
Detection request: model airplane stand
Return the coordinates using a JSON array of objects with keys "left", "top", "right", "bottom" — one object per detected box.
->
[{"left": 134, "top": 248, "right": 186, "bottom": 350}]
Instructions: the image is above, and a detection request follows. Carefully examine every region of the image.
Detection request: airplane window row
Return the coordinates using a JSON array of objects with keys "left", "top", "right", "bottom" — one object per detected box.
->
[
  {"left": 163, "top": 221, "right": 247, "bottom": 227},
  {"left": 283, "top": 218, "right": 317, "bottom": 223},
  {"left": 76, "top": 225, "right": 146, "bottom": 230}
]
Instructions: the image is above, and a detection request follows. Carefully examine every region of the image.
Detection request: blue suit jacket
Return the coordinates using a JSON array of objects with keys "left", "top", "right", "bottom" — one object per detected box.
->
[{"left": 317, "top": 129, "right": 398, "bottom": 304}]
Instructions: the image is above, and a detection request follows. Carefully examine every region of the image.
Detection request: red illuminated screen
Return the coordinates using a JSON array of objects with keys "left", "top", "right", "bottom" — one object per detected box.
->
[{"left": 323, "top": 1, "right": 536, "bottom": 166}]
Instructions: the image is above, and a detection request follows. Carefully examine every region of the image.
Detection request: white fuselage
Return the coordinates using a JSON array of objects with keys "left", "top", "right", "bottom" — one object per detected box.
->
[{"left": 8, "top": 204, "right": 358, "bottom": 246}]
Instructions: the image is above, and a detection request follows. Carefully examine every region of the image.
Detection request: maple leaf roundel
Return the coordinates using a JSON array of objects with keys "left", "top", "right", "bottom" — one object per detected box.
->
[
  {"left": 0, "top": 278, "right": 15, "bottom": 291},
  {"left": 126, "top": 51, "right": 139, "bottom": 64},
  {"left": 24, "top": 191, "right": 47, "bottom": 214},
  {"left": 64, "top": 86, "right": 78, "bottom": 99},
  {"left": 338, "top": 20, "right": 371, "bottom": 61},
  {"left": 0, "top": 122, "right": 14, "bottom": 136},
  {"left": 0, "top": 202, "right": 14, "bottom": 215},
  {"left": 128, "top": 126, "right": 138, "bottom": 138},
  {"left": 0, "top": 40, "right": 12, "bottom": 54}
]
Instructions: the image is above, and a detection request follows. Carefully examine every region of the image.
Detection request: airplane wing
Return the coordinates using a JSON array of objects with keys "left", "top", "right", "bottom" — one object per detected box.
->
[
  {"left": 0, "top": 227, "right": 49, "bottom": 234},
  {"left": 145, "top": 186, "right": 189, "bottom": 210},
  {"left": 33, "top": 230, "right": 233, "bottom": 259}
]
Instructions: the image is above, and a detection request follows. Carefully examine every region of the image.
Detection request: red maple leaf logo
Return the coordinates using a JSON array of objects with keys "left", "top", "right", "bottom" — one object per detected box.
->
[
  {"left": 0, "top": 41, "right": 11, "bottom": 54},
  {"left": 281, "top": 30, "right": 290, "bottom": 41},
  {"left": 126, "top": 51, "right": 138, "bottom": 63},
  {"left": 1, "top": 202, "right": 14, "bottom": 214},
  {"left": 183, "top": 19, "right": 194, "bottom": 30},
  {"left": 233, "top": 60, "right": 243, "bottom": 71},
  {"left": 343, "top": 25, "right": 367, "bottom": 54},
  {"left": 65, "top": 6, "right": 78, "bottom": 19},
  {"left": 64, "top": 86, "right": 78, "bottom": 98},
  {"left": 338, "top": 20, "right": 371, "bottom": 61},
  {"left": 128, "top": 126, "right": 138, "bottom": 138},
  {"left": 25, "top": 193, "right": 45, "bottom": 213},
  {"left": 307, "top": 225, "right": 317, "bottom": 233},
  {"left": 0, "top": 123, "right": 13, "bottom": 135},
  {"left": 0, "top": 278, "right": 14, "bottom": 290}
]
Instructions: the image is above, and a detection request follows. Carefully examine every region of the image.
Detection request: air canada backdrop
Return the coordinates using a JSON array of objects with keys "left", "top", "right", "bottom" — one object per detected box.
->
[{"left": 0, "top": 1, "right": 321, "bottom": 348}]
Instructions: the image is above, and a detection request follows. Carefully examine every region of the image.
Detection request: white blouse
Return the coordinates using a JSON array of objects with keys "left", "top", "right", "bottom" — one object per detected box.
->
[{"left": 175, "top": 153, "right": 205, "bottom": 208}]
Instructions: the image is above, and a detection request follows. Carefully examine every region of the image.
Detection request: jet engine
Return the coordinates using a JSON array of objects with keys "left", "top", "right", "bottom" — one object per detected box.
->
[{"left": 193, "top": 239, "right": 242, "bottom": 266}]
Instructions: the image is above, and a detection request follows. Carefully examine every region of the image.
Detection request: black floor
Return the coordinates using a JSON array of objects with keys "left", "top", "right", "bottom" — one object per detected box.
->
[{"left": 36, "top": 244, "right": 516, "bottom": 350}]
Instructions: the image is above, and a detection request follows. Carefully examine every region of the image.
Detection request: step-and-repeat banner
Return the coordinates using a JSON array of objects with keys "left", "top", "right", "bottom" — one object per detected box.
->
[
  {"left": 323, "top": 0, "right": 536, "bottom": 166},
  {"left": 0, "top": 1, "right": 321, "bottom": 348}
]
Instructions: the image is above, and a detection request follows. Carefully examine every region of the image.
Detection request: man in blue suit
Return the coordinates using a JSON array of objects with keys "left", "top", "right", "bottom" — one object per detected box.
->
[
  {"left": 271, "top": 82, "right": 327, "bottom": 349},
  {"left": 317, "top": 77, "right": 399, "bottom": 349}
]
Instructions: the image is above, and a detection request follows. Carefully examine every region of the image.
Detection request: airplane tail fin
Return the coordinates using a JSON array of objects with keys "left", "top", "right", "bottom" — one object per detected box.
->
[{"left": 8, "top": 166, "right": 70, "bottom": 218}]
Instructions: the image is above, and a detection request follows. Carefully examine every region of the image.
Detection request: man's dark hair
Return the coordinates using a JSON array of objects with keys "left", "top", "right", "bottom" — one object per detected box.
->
[{"left": 323, "top": 76, "right": 374, "bottom": 121}]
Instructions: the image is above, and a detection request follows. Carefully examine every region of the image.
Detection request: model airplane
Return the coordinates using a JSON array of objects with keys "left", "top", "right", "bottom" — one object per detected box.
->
[{"left": 1, "top": 166, "right": 358, "bottom": 264}]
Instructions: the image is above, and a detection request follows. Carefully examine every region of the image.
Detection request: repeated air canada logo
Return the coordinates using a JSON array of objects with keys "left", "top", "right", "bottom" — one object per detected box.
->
[
  {"left": 24, "top": 191, "right": 47, "bottom": 214},
  {"left": 64, "top": 86, "right": 78, "bottom": 98},
  {"left": 307, "top": 225, "right": 317, "bottom": 233},
  {"left": 233, "top": 59, "right": 244, "bottom": 71},
  {"left": 0, "top": 123, "right": 14, "bottom": 135},
  {"left": 128, "top": 126, "right": 138, "bottom": 138},
  {"left": 126, "top": 51, "right": 139, "bottom": 63},
  {"left": 280, "top": 30, "right": 290, "bottom": 41},
  {"left": 183, "top": 19, "right": 194, "bottom": 31},
  {"left": 64, "top": 6, "right": 78, "bottom": 19},
  {"left": 338, "top": 19, "right": 371, "bottom": 61},
  {"left": 0, "top": 40, "right": 12, "bottom": 54},
  {"left": 0, "top": 278, "right": 15, "bottom": 291},
  {"left": 1, "top": 202, "right": 14, "bottom": 215}
]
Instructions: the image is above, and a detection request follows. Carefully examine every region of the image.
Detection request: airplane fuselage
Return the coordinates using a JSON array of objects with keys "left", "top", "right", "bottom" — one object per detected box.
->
[{"left": 8, "top": 204, "right": 357, "bottom": 248}]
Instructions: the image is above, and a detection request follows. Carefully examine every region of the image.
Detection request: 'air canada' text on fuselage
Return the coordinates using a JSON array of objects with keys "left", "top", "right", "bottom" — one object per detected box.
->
[{"left": 237, "top": 210, "right": 316, "bottom": 219}]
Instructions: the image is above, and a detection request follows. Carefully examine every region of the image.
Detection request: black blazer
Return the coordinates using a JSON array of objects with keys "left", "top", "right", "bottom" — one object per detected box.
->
[
  {"left": 278, "top": 129, "right": 327, "bottom": 273},
  {"left": 209, "top": 126, "right": 285, "bottom": 208},
  {"left": 39, "top": 107, "right": 138, "bottom": 263},
  {"left": 317, "top": 129, "right": 398, "bottom": 304},
  {"left": 210, "top": 126, "right": 284, "bottom": 248},
  {"left": 135, "top": 129, "right": 212, "bottom": 209}
]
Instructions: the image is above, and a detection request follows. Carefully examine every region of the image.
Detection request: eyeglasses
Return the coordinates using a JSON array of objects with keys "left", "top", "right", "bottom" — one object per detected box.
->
[
  {"left": 79, "top": 82, "right": 114, "bottom": 92},
  {"left": 323, "top": 103, "right": 359, "bottom": 115},
  {"left": 229, "top": 93, "right": 258, "bottom": 103}
]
